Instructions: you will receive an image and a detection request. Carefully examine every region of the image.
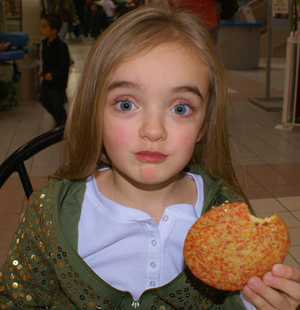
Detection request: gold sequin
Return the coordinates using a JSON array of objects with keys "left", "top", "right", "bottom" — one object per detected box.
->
[
  {"left": 40, "top": 194, "right": 45, "bottom": 199},
  {"left": 26, "top": 295, "right": 32, "bottom": 301},
  {"left": 12, "top": 260, "right": 18, "bottom": 266},
  {"left": 12, "top": 282, "right": 18, "bottom": 289}
]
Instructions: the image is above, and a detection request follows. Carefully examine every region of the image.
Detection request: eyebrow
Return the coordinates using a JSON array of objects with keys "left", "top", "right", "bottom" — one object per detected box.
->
[
  {"left": 172, "top": 86, "right": 204, "bottom": 102},
  {"left": 107, "top": 81, "right": 141, "bottom": 92},
  {"left": 107, "top": 81, "right": 204, "bottom": 102}
]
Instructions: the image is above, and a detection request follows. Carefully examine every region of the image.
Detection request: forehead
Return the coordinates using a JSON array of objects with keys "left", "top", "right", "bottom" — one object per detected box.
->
[
  {"left": 111, "top": 43, "right": 210, "bottom": 85},
  {"left": 129, "top": 42, "right": 206, "bottom": 66},
  {"left": 40, "top": 18, "right": 50, "bottom": 26},
  {"left": 107, "top": 43, "right": 211, "bottom": 105}
]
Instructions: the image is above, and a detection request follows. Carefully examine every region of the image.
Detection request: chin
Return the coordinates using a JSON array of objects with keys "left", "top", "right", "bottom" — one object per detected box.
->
[{"left": 136, "top": 167, "right": 178, "bottom": 186}]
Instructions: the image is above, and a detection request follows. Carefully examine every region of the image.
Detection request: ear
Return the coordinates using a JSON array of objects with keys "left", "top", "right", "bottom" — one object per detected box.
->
[{"left": 196, "top": 122, "right": 207, "bottom": 143}]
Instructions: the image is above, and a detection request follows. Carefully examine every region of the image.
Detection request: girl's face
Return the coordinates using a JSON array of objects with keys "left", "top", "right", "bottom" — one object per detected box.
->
[{"left": 103, "top": 43, "right": 210, "bottom": 187}]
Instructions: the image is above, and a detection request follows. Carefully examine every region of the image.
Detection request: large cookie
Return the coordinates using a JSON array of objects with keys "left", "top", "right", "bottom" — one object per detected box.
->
[{"left": 183, "top": 202, "right": 290, "bottom": 291}]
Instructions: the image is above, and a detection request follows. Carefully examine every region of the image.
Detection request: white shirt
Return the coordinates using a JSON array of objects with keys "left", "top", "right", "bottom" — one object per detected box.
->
[
  {"left": 78, "top": 171, "right": 255, "bottom": 309},
  {"left": 100, "top": 0, "right": 115, "bottom": 18}
]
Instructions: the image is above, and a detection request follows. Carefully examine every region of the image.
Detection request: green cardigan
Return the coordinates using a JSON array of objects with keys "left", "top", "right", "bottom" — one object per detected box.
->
[{"left": 0, "top": 169, "right": 248, "bottom": 310}]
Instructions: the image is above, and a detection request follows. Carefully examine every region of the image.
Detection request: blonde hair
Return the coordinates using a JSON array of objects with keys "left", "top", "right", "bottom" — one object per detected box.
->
[{"left": 55, "top": 3, "right": 242, "bottom": 196}]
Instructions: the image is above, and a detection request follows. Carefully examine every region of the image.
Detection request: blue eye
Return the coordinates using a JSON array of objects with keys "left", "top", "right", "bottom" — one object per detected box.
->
[
  {"left": 172, "top": 104, "right": 191, "bottom": 115},
  {"left": 116, "top": 100, "right": 137, "bottom": 111}
]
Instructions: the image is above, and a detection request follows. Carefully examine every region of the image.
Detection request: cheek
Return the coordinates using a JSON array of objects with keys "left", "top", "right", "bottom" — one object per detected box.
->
[
  {"left": 174, "top": 130, "right": 200, "bottom": 154},
  {"left": 103, "top": 121, "right": 132, "bottom": 153}
]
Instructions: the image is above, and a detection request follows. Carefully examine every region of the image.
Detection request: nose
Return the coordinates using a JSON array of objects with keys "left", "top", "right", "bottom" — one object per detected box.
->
[{"left": 139, "top": 110, "right": 167, "bottom": 141}]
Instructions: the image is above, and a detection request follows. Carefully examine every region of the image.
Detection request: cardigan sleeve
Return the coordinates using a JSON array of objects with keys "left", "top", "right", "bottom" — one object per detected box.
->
[{"left": 0, "top": 187, "right": 60, "bottom": 309}]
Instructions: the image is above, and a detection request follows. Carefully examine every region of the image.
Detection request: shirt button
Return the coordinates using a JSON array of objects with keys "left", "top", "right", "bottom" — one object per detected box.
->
[
  {"left": 150, "top": 262, "right": 156, "bottom": 268},
  {"left": 162, "top": 215, "right": 169, "bottom": 221},
  {"left": 149, "top": 280, "right": 156, "bottom": 287},
  {"left": 151, "top": 239, "right": 157, "bottom": 246}
]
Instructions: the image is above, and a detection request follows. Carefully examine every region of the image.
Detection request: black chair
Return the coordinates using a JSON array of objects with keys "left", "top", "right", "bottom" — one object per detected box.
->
[{"left": 0, "top": 126, "right": 64, "bottom": 199}]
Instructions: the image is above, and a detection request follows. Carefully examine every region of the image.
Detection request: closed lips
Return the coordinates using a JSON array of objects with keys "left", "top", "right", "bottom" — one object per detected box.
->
[
  {"left": 136, "top": 151, "right": 166, "bottom": 156},
  {"left": 135, "top": 151, "right": 167, "bottom": 162}
]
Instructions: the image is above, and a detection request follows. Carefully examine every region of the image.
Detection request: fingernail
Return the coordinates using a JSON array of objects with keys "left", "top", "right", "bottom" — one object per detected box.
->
[
  {"left": 273, "top": 264, "right": 283, "bottom": 276},
  {"left": 265, "top": 273, "right": 275, "bottom": 284},
  {"left": 249, "top": 277, "right": 260, "bottom": 288},
  {"left": 243, "top": 285, "right": 253, "bottom": 295}
]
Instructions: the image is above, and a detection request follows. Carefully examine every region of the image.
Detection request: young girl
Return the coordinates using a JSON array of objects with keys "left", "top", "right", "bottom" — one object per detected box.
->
[{"left": 1, "top": 4, "right": 299, "bottom": 310}]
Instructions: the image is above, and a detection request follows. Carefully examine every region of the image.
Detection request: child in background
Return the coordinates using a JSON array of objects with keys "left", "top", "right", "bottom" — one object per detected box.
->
[
  {"left": 1, "top": 4, "right": 300, "bottom": 310},
  {"left": 38, "top": 14, "right": 70, "bottom": 128}
]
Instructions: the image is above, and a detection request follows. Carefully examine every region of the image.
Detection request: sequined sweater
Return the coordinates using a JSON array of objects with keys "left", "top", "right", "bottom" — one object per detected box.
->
[{"left": 0, "top": 167, "right": 248, "bottom": 310}]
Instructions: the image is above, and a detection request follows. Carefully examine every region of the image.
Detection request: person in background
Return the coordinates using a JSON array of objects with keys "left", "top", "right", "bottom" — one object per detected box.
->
[
  {"left": 128, "top": 0, "right": 140, "bottom": 10},
  {"left": 91, "top": 2, "right": 108, "bottom": 38},
  {"left": 73, "top": 0, "right": 88, "bottom": 37},
  {"left": 99, "top": 0, "right": 116, "bottom": 24},
  {"left": 168, "top": 0, "right": 219, "bottom": 42},
  {"left": 50, "top": 0, "right": 80, "bottom": 40},
  {"left": 85, "top": 0, "right": 94, "bottom": 36},
  {"left": 38, "top": 14, "right": 70, "bottom": 128},
  {"left": 116, "top": 1, "right": 130, "bottom": 17}
]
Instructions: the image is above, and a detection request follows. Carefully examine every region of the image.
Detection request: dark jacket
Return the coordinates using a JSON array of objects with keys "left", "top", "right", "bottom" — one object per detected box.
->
[
  {"left": 0, "top": 167, "right": 247, "bottom": 309},
  {"left": 50, "top": 0, "right": 78, "bottom": 22},
  {"left": 41, "top": 36, "right": 70, "bottom": 90}
]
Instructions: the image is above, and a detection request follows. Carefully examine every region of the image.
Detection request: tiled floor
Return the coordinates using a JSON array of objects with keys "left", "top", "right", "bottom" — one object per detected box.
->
[{"left": 0, "top": 36, "right": 300, "bottom": 269}]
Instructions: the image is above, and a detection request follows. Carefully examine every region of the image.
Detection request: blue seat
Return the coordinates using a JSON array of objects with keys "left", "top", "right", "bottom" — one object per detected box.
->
[{"left": 0, "top": 32, "right": 29, "bottom": 61}]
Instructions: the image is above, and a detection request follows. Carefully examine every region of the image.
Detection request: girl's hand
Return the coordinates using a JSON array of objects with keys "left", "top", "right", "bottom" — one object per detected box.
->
[{"left": 242, "top": 264, "right": 300, "bottom": 310}]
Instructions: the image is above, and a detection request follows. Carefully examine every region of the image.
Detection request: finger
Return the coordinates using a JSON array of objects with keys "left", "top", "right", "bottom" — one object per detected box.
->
[
  {"left": 272, "top": 264, "right": 300, "bottom": 282},
  {"left": 264, "top": 270, "right": 300, "bottom": 301},
  {"left": 243, "top": 284, "right": 273, "bottom": 310},
  {"left": 247, "top": 276, "right": 288, "bottom": 309}
]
